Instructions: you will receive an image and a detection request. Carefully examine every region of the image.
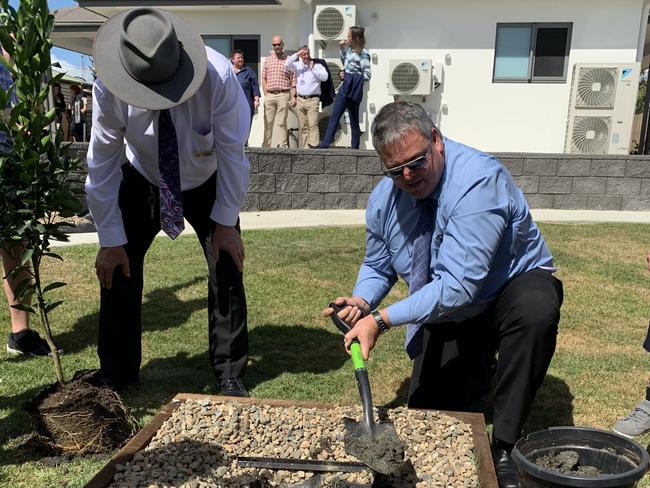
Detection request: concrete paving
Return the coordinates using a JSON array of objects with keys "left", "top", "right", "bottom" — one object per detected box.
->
[{"left": 50, "top": 209, "right": 650, "bottom": 247}]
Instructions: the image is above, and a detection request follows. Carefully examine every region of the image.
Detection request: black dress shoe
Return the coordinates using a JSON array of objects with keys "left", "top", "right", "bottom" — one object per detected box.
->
[
  {"left": 218, "top": 377, "right": 249, "bottom": 397},
  {"left": 491, "top": 441, "right": 521, "bottom": 488}
]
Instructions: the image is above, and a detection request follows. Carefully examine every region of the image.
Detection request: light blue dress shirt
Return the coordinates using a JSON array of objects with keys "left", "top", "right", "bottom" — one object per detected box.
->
[{"left": 352, "top": 137, "right": 555, "bottom": 328}]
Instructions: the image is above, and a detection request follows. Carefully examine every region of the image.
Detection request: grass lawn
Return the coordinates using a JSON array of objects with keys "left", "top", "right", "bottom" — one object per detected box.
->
[{"left": 0, "top": 223, "right": 649, "bottom": 487}]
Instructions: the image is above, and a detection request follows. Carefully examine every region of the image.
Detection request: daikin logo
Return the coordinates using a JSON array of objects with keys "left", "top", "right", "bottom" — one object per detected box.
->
[{"left": 621, "top": 68, "right": 633, "bottom": 79}]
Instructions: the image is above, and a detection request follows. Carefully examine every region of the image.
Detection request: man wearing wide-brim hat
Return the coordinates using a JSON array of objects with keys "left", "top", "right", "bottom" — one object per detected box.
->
[{"left": 85, "top": 7, "right": 251, "bottom": 397}]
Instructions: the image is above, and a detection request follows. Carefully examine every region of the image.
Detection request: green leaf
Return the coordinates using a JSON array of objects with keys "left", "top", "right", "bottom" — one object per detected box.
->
[
  {"left": 13, "top": 278, "right": 33, "bottom": 300},
  {"left": 44, "top": 300, "right": 64, "bottom": 313},
  {"left": 42, "top": 281, "right": 66, "bottom": 293},
  {"left": 11, "top": 303, "right": 35, "bottom": 314},
  {"left": 43, "top": 252, "right": 63, "bottom": 261}
]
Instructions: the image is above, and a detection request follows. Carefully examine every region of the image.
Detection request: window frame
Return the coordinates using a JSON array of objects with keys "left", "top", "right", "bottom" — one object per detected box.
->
[
  {"left": 202, "top": 34, "right": 261, "bottom": 78},
  {"left": 493, "top": 22, "right": 572, "bottom": 83}
]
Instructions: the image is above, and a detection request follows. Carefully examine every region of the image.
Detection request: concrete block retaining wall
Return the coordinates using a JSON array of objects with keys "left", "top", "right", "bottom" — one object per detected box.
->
[{"left": 69, "top": 144, "right": 650, "bottom": 212}]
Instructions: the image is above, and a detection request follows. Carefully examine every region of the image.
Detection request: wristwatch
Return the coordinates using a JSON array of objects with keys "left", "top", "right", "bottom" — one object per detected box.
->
[{"left": 371, "top": 310, "right": 390, "bottom": 335}]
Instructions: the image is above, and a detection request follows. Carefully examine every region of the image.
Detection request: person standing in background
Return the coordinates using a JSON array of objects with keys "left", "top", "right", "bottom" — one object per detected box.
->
[
  {"left": 261, "top": 35, "right": 295, "bottom": 148},
  {"left": 0, "top": 45, "right": 58, "bottom": 356},
  {"left": 69, "top": 84, "right": 85, "bottom": 142},
  {"left": 230, "top": 49, "right": 260, "bottom": 141},
  {"left": 284, "top": 45, "right": 328, "bottom": 148},
  {"left": 315, "top": 26, "right": 370, "bottom": 150},
  {"left": 52, "top": 83, "right": 69, "bottom": 140},
  {"left": 612, "top": 250, "right": 650, "bottom": 438}
]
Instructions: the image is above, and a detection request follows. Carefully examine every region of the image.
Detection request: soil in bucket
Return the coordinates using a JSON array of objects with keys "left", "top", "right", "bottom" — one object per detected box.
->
[
  {"left": 512, "top": 426, "right": 649, "bottom": 488},
  {"left": 25, "top": 369, "right": 138, "bottom": 455}
]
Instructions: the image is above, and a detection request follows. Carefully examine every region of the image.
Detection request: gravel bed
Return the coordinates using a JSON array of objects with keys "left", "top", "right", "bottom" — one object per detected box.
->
[{"left": 110, "top": 399, "right": 479, "bottom": 488}]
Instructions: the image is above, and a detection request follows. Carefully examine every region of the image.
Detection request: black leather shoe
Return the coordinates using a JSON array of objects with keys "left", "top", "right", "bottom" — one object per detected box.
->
[
  {"left": 219, "top": 377, "right": 249, "bottom": 397},
  {"left": 491, "top": 440, "right": 521, "bottom": 488}
]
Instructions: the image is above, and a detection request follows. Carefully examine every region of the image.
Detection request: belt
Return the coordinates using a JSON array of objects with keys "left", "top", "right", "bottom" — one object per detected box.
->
[
  {"left": 298, "top": 94, "right": 320, "bottom": 99},
  {"left": 268, "top": 90, "right": 290, "bottom": 94}
]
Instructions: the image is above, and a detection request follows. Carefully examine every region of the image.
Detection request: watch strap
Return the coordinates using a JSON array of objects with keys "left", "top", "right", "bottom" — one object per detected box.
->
[{"left": 372, "top": 310, "right": 389, "bottom": 334}]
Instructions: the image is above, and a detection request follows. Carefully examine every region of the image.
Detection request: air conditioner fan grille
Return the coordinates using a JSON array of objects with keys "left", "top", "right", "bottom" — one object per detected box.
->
[
  {"left": 571, "top": 116, "right": 611, "bottom": 154},
  {"left": 316, "top": 8, "right": 345, "bottom": 40},
  {"left": 327, "top": 62, "right": 343, "bottom": 91},
  {"left": 576, "top": 67, "right": 617, "bottom": 108},
  {"left": 391, "top": 62, "right": 420, "bottom": 94},
  {"left": 319, "top": 115, "right": 343, "bottom": 144}
]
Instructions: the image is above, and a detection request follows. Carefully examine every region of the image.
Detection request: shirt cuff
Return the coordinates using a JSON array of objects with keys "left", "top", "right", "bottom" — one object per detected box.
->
[
  {"left": 351, "top": 284, "right": 381, "bottom": 311},
  {"left": 97, "top": 225, "right": 128, "bottom": 248},
  {"left": 210, "top": 204, "right": 240, "bottom": 227}
]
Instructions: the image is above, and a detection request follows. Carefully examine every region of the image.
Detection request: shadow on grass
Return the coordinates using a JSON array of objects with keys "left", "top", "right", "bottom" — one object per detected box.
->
[
  {"left": 0, "top": 385, "right": 50, "bottom": 467},
  {"left": 123, "top": 324, "right": 347, "bottom": 418},
  {"left": 525, "top": 374, "right": 575, "bottom": 433},
  {"left": 55, "top": 276, "right": 207, "bottom": 355}
]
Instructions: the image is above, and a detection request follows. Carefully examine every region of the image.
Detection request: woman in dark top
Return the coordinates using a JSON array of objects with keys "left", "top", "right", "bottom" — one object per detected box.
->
[
  {"left": 230, "top": 49, "right": 260, "bottom": 135},
  {"left": 52, "top": 83, "right": 68, "bottom": 139},
  {"left": 314, "top": 26, "right": 371, "bottom": 149}
]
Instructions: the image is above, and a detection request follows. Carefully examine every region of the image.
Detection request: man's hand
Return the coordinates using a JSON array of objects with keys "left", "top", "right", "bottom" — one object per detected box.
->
[
  {"left": 321, "top": 295, "right": 369, "bottom": 327},
  {"left": 253, "top": 97, "right": 260, "bottom": 113},
  {"left": 290, "top": 95, "right": 297, "bottom": 108},
  {"left": 95, "top": 246, "right": 130, "bottom": 289},
  {"left": 344, "top": 313, "right": 381, "bottom": 360},
  {"left": 212, "top": 223, "right": 244, "bottom": 272}
]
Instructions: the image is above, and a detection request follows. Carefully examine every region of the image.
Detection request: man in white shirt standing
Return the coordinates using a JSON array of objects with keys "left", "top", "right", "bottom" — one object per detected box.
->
[
  {"left": 86, "top": 7, "right": 251, "bottom": 397},
  {"left": 285, "top": 46, "right": 329, "bottom": 149}
]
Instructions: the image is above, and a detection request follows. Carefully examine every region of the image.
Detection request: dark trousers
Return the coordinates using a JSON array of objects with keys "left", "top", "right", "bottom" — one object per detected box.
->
[
  {"left": 322, "top": 92, "right": 361, "bottom": 149},
  {"left": 98, "top": 164, "right": 248, "bottom": 385},
  {"left": 407, "top": 268, "right": 563, "bottom": 445}
]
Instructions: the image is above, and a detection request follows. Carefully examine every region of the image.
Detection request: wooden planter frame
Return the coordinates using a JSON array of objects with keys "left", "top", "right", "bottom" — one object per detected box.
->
[{"left": 85, "top": 393, "right": 498, "bottom": 488}]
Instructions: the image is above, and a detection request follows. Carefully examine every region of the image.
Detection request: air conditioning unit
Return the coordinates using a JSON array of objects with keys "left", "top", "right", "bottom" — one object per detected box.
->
[
  {"left": 324, "top": 58, "right": 344, "bottom": 92},
  {"left": 319, "top": 105, "right": 367, "bottom": 148},
  {"left": 313, "top": 5, "right": 356, "bottom": 41},
  {"left": 565, "top": 63, "right": 640, "bottom": 155},
  {"left": 388, "top": 59, "right": 433, "bottom": 96}
]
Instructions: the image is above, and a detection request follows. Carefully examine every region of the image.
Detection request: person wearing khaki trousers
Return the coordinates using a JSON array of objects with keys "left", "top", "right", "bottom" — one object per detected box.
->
[
  {"left": 261, "top": 35, "right": 295, "bottom": 147},
  {"left": 285, "top": 46, "right": 328, "bottom": 148}
]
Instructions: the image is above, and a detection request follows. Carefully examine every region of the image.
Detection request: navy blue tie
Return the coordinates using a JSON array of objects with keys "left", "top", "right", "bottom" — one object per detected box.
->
[
  {"left": 405, "top": 198, "right": 437, "bottom": 359},
  {"left": 158, "top": 109, "right": 184, "bottom": 239}
]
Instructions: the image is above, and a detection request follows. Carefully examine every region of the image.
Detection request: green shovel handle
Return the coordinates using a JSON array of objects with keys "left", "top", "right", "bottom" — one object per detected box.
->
[{"left": 350, "top": 340, "right": 365, "bottom": 370}]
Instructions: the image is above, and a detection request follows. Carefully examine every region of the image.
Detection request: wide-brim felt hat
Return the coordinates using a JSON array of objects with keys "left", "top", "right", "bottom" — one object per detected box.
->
[{"left": 93, "top": 7, "right": 208, "bottom": 110}]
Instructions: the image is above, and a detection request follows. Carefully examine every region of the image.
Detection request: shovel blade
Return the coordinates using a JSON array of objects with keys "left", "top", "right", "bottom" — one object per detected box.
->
[{"left": 342, "top": 417, "right": 405, "bottom": 475}]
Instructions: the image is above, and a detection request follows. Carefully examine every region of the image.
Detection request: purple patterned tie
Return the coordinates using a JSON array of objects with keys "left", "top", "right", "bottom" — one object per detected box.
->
[
  {"left": 158, "top": 109, "right": 184, "bottom": 239},
  {"left": 405, "top": 197, "right": 437, "bottom": 359}
]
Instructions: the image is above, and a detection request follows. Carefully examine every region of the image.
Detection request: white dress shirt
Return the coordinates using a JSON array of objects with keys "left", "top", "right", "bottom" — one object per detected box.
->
[
  {"left": 284, "top": 53, "right": 328, "bottom": 96},
  {"left": 85, "top": 47, "right": 250, "bottom": 247}
]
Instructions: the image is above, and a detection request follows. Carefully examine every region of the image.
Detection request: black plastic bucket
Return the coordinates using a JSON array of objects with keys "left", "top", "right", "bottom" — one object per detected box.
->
[{"left": 511, "top": 427, "right": 649, "bottom": 488}]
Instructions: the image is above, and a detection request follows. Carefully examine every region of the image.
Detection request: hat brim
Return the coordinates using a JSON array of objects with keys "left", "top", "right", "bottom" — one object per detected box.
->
[{"left": 93, "top": 9, "right": 208, "bottom": 110}]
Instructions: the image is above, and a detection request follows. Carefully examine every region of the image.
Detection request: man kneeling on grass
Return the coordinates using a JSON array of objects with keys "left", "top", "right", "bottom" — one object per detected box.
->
[{"left": 323, "top": 101, "right": 563, "bottom": 488}]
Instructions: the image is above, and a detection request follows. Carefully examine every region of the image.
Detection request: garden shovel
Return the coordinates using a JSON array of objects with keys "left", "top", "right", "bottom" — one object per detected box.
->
[{"left": 329, "top": 304, "right": 405, "bottom": 475}]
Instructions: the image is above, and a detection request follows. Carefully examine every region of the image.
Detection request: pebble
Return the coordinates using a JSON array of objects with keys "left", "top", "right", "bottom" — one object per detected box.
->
[{"left": 108, "top": 400, "right": 479, "bottom": 487}]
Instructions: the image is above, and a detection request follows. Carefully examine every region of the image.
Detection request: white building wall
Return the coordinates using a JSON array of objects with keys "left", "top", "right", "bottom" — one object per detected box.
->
[{"left": 170, "top": 0, "right": 645, "bottom": 153}]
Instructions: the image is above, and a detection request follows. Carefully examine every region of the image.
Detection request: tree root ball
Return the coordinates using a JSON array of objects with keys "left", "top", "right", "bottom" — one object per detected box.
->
[{"left": 26, "top": 369, "right": 138, "bottom": 455}]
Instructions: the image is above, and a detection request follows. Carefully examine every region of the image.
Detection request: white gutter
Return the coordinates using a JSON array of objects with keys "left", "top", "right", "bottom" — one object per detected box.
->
[{"left": 637, "top": 1, "right": 650, "bottom": 63}]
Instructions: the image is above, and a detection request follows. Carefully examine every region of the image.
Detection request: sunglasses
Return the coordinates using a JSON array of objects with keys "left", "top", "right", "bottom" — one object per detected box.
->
[{"left": 382, "top": 137, "right": 433, "bottom": 179}]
